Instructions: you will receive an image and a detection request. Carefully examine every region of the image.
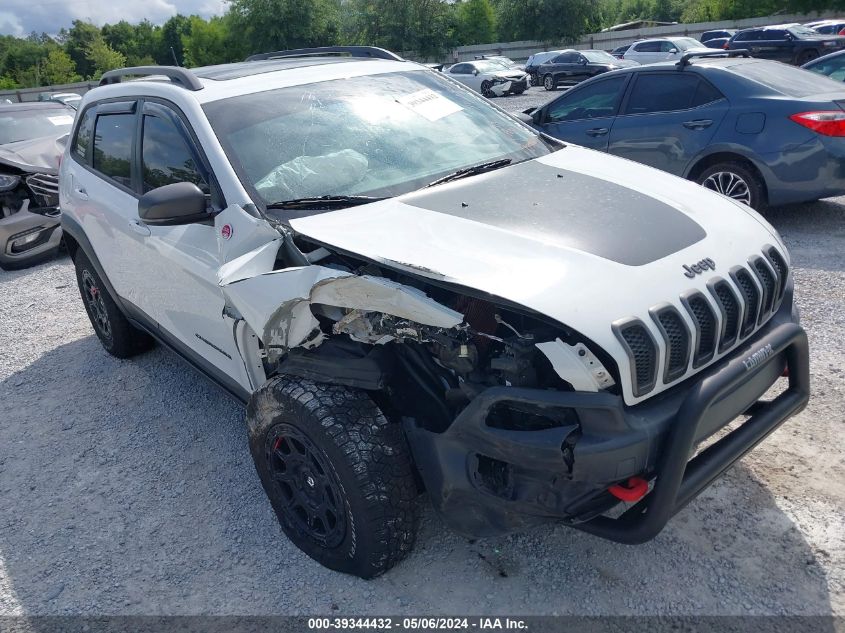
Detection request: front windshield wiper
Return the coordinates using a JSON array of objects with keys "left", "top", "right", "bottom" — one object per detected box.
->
[
  {"left": 265, "top": 195, "right": 388, "bottom": 210},
  {"left": 426, "top": 158, "right": 512, "bottom": 188}
]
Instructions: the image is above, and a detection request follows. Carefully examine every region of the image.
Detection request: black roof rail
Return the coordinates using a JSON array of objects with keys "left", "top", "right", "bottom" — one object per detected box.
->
[
  {"left": 677, "top": 49, "right": 751, "bottom": 67},
  {"left": 99, "top": 66, "right": 204, "bottom": 91},
  {"left": 245, "top": 46, "right": 404, "bottom": 62}
]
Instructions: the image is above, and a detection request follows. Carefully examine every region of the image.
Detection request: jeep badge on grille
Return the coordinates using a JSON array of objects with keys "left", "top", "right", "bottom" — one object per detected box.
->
[{"left": 683, "top": 258, "right": 716, "bottom": 278}]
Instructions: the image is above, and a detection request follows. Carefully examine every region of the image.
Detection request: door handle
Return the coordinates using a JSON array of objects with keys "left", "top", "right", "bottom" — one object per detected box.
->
[
  {"left": 586, "top": 127, "right": 609, "bottom": 137},
  {"left": 128, "top": 219, "right": 151, "bottom": 236},
  {"left": 72, "top": 186, "right": 88, "bottom": 200},
  {"left": 683, "top": 119, "right": 713, "bottom": 130}
]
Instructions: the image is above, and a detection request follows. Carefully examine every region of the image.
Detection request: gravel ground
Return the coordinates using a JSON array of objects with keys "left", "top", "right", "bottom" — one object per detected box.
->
[{"left": 1, "top": 99, "right": 843, "bottom": 615}]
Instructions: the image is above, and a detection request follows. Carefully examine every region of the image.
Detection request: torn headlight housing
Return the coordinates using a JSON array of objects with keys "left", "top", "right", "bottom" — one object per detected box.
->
[{"left": 0, "top": 174, "right": 21, "bottom": 192}]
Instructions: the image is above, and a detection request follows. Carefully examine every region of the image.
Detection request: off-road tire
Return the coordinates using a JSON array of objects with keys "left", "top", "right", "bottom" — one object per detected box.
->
[
  {"left": 247, "top": 377, "right": 418, "bottom": 579},
  {"left": 695, "top": 161, "right": 766, "bottom": 211},
  {"left": 73, "top": 250, "right": 154, "bottom": 358}
]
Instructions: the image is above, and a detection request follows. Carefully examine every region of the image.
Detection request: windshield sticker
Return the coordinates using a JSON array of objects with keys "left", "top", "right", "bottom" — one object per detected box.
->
[
  {"left": 396, "top": 89, "right": 462, "bottom": 122},
  {"left": 48, "top": 115, "right": 74, "bottom": 126}
]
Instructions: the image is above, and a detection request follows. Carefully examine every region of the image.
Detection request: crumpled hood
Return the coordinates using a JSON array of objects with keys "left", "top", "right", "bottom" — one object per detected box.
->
[
  {"left": 0, "top": 134, "right": 67, "bottom": 174},
  {"left": 287, "top": 146, "right": 785, "bottom": 404}
]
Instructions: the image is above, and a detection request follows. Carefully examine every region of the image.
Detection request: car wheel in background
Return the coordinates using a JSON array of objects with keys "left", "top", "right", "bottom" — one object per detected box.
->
[
  {"left": 481, "top": 80, "right": 495, "bottom": 98},
  {"left": 543, "top": 74, "right": 556, "bottom": 91},
  {"left": 73, "top": 250, "right": 154, "bottom": 358},
  {"left": 696, "top": 162, "right": 766, "bottom": 211},
  {"left": 797, "top": 49, "right": 820, "bottom": 64},
  {"left": 247, "top": 377, "right": 418, "bottom": 579},
  {"left": 529, "top": 73, "right": 539, "bottom": 86}
]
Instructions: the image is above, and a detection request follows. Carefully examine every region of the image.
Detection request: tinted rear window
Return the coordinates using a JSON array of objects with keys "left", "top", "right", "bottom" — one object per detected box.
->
[{"left": 729, "top": 60, "right": 845, "bottom": 96}]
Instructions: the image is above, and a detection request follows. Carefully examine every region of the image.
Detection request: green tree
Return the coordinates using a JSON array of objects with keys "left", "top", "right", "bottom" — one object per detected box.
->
[
  {"left": 86, "top": 37, "right": 127, "bottom": 79},
  {"left": 65, "top": 20, "right": 101, "bottom": 79},
  {"left": 494, "top": 0, "right": 601, "bottom": 43},
  {"left": 161, "top": 14, "right": 192, "bottom": 64},
  {"left": 227, "top": 0, "right": 341, "bottom": 58},
  {"left": 42, "top": 48, "right": 80, "bottom": 84},
  {"left": 454, "top": 0, "right": 496, "bottom": 44},
  {"left": 0, "top": 75, "right": 17, "bottom": 89},
  {"left": 182, "top": 15, "right": 235, "bottom": 67}
]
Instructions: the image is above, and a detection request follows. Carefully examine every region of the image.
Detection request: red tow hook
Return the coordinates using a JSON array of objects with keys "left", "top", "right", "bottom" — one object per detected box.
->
[{"left": 608, "top": 477, "right": 649, "bottom": 503}]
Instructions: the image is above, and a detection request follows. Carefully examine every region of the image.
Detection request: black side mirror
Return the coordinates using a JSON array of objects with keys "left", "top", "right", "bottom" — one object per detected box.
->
[
  {"left": 138, "top": 182, "right": 208, "bottom": 226},
  {"left": 473, "top": 69, "right": 479, "bottom": 76}
]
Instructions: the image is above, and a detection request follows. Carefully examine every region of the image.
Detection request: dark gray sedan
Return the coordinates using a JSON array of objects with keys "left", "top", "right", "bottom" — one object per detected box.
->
[{"left": 523, "top": 52, "right": 845, "bottom": 210}]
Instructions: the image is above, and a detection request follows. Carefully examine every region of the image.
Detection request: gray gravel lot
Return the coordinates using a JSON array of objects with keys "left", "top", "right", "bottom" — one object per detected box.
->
[{"left": 1, "top": 86, "right": 843, "bottom": 616}]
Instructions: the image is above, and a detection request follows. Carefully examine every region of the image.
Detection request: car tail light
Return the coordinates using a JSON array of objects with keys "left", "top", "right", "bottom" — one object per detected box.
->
[
  {"left": 789, "top": 111, "right": 845, "bottom": 136},
  {"left": 840, "top": 28, "right": 845, "bottom": 35},
  {"left": 722, "top": 42, "right": 729, "bottom": 49}
]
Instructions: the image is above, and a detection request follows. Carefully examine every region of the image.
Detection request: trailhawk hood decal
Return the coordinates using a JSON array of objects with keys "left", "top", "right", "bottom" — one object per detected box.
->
[{"left": 285, "top": 146, "right": 784, "bottom": 404}]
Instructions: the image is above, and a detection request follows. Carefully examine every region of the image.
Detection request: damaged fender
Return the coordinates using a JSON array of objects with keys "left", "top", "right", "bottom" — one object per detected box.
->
[{"left": 220, "top": 260, "right": 464, "bottom": 360}]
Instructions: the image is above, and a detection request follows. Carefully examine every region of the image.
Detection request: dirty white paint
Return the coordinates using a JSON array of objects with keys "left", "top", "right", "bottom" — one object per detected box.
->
[{"left": 535, "top": 339, "right": 615, "bottom": 392}]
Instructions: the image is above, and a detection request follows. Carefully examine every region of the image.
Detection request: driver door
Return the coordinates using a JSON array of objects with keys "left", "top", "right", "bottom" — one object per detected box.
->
[
  {"left": 132, "top": 101, "right": 247, "bottom": 382},
  {"left": 537, "top": 74, "right": 630, "bottom": 151}
]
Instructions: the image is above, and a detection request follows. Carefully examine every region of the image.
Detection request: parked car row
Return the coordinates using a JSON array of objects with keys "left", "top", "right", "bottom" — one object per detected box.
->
[{"left": 519, "top": 50, "right": 845, "bottom": 211}]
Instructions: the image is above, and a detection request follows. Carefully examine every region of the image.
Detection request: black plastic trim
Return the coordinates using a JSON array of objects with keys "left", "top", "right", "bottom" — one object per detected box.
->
[
  {"left": 763, "top": 244, "right": 789, "bottom": 304},
  {"left": 572, "top": 321, "right": 809, "bottom": 544},
  {"left": 245, "top": 46, "right": 404, "bottom": 62},
  {"left": 680, "top": 289, "right": 718, "bottom": 368},
  {"left": 730, "top": 265, "right": 761, "bottom": 338},
  {"left": 612, "top": 317, "right": 658, "bottom": 397},
  {"left": 707, "top": 277, "right": 742, "bottom": 353},
  {"left": 749, "top": 255, "right": 777, "bottom": 321},
  {"left": 648, "top": 303, "right": 691, "bottom": 384},
  {"left": 99, "top": 66, "right": 204, "bottom": 91}
]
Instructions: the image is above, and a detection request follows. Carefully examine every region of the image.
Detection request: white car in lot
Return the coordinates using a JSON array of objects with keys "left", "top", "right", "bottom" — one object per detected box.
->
[
  {"left": 623, "top": 37, "right": 711, "bottom": 64},
  {"left": 444, "top": 59, "right": 530, "bottom": 97},
  {"left": 60, "top": 46, "right": 809, "bottom": 580}
]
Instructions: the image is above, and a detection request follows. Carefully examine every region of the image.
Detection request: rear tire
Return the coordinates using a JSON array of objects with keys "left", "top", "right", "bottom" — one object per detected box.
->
[
  {"left": 247, "top": 377, "right": 418, "bottom": 579},
  {"left": 798, "top": 49, "right": 819, "bottom": 65},
  {"left": 695, "top": 161, "right": 766, "bottom": 211},
  {"left": 73, "top": 250, "right": 154, "bottom": 358},
  {"left": 543, "top": 74, "right": 556, "bottom": 91}
]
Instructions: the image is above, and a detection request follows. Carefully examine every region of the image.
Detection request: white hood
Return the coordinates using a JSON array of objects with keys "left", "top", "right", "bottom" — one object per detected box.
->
[{"left": 285, "top": 146, "right": 786, "bottom": 404}]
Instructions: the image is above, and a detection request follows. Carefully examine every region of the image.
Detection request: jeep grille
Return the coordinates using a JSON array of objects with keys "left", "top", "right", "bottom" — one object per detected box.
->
[{"left": 615, "top": 246, "right": 788, "bottom": 399}]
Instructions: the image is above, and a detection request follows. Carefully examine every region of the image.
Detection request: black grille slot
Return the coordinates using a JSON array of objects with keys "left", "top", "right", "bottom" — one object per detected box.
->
[
  {"left": 616, "top": 320, "right": 657, "bottom": 397},
  {"left": 751, "top": 257, "right": 776, "bottom": 317},
  {"left": 652, "top": 307, "right": 690, "bottom": 383},
  {"left": 712, "top": 281, "right": 740, "bottom": 351},
  {"left": 684, "top": 294, "right": 718, "bottom": 367},
  {"left": 732, "top": 268, "right": 760, "bottom": 337},
  {"left": 765, "top": 246, "right": 789, "bottom": 303}
]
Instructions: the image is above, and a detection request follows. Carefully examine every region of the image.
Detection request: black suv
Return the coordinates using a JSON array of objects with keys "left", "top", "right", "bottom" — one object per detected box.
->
[{"left": 727, "top": 24, "right": 845, "bottom": 65}]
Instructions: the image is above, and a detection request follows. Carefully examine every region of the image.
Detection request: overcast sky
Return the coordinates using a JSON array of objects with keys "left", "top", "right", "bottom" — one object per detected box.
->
[{"left": 0, "top": 0, "right": 229, "bottom": 37}]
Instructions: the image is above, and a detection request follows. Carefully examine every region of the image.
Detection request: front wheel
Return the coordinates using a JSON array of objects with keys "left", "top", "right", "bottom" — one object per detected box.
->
[
  {"left": 480, "top": 80, "right": 494, "bottom": 98},
  {"left": 247, "top": 377, "right": 418, "bottom": 578},
  {"left": 696, "top": 162, "right": 766, "bottom": 211},
  {"left": 543, "top": 74, "right": 556, "bottom": 91}
]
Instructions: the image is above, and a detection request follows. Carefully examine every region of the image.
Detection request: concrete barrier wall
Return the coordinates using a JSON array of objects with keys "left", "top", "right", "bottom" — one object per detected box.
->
[
  {"left": 0, "top": 80, "right": 98, "bottom": 103},
  {"left": 449, "top": 10, "right": 840, "bottom": 62}
]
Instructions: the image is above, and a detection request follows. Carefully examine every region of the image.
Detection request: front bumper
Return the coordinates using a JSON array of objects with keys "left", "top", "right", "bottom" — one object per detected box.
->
[
  {"left": 0, "top": 203, "right": 62, "bottom": 268},
  {"left": 405, "top": 301, "right": 809, "bottom": 540},
  {"left": 490, "top": 77, "right": 529, "bottom": 96}
]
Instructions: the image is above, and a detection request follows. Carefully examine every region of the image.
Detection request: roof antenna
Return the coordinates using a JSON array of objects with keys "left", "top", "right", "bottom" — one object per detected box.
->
[{"left": 170, "top": 46, "right": 180, "bottom": 67}]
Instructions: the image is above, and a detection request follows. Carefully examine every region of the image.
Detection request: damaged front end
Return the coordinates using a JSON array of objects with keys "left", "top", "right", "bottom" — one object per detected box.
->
[
  {"left": 0, "top": 161, "right": 62, "bottom": 269},
  {"left": 216, "top": 211, "right": 633, "bottom": 537}
]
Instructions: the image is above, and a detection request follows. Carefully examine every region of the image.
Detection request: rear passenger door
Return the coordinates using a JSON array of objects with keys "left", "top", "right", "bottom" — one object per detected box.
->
[
  {"left": 537, "top": 74, "right": 630, "bottom": 150},
  {"left": 65, "top": 100, "right": 148, "bottom": 304},
  {"left": 607, "top": 72, "right": 728, "bottom": 175},
  {"left": 753, "top": 30, "right": 791, "bottom": 62}
]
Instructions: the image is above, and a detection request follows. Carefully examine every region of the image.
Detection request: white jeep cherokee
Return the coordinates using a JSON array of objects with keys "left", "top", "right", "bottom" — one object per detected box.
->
[{"left": 60, "top": 47, "right": 810, "bottom": 579}]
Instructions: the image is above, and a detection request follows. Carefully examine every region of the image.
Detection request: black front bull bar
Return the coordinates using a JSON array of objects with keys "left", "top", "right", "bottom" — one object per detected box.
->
[{"left": 573, "top": 321, "right": 810, "bottom": 543}]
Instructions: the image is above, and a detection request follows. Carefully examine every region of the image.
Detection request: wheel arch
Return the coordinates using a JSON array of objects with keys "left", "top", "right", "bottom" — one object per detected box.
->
[{"left": 685, "top": 150, "right": 769, "bottom": 206}]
